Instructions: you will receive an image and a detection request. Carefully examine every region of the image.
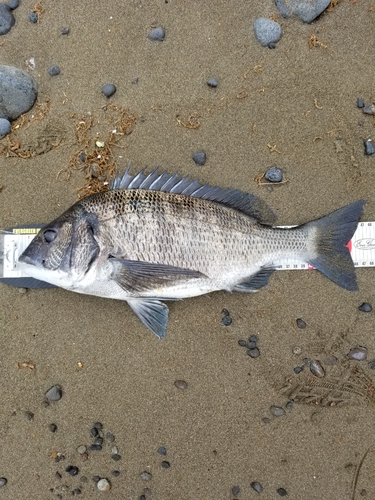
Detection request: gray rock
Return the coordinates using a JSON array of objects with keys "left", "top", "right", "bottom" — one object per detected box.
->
[
  {"left": 102, "top": 83, "right": 116, "bottom": 97},
  {"left": 0, "top": 4, "right": 15, "bottom": 35},
  {"left": 9, "top": 0, "right": 19, "bottom": 9},
  {"left": 253, "top": 18, "right": 282, "bottom": 47},
  {"left": 265, "top": 167, "right": 283, "bottom": 182},
  {"left": 275, "top": 0, "right": 331, "bottom": 23},
  {"left": 192, "top": 151, "right": 206, "bottom": 165},
  {"left": 0, "top": 65, "right": 37, "bottom": 120},
  {"left": 0, "top": 117, "right": 10, "bottom": 135},
  {"left": 45, "top": 385, "right": 62, "bottom": 402},
  {"left": 364, "top": 139, "right": 375, "bottom": 155},
  {"left": 147, "top": 27, "right": 165, "bottom": 41}
]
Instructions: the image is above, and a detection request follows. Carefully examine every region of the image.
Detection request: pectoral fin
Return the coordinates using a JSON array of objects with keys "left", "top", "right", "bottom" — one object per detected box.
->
[
  {"left": 127, "top": 298, "right": 169, "bottom": 338},
  {"left": 110, "top": 257, "right": 205, "bottom": 293}
]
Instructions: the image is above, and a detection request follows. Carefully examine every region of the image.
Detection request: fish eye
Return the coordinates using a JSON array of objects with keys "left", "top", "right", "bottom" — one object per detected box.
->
[{"left": 43, "top": 229, "right": 57, "bottom": 243}]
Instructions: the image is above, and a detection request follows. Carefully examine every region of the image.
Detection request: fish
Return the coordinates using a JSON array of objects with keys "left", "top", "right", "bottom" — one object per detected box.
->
[{"left": 18, "top": 167, "right": 365, "bottom": 338}]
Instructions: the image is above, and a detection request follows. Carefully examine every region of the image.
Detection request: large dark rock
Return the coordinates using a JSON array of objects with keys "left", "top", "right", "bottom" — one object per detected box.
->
[{"left": 0, "top": 64, "right": 37, "bottom": 120}]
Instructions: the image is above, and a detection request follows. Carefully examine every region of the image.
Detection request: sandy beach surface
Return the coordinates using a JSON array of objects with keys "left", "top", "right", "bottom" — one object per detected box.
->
[{"left": 1, "top": 1, "right": 375, "bottom": 499}]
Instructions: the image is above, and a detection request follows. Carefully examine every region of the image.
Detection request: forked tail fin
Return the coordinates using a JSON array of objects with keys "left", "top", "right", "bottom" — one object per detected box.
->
[{"left": 305, "top": 200, "right": 366, "bottom": 290}]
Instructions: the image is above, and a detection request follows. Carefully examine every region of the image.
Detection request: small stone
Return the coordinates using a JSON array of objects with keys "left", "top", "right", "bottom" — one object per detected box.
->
[
  {"left": 94, "top": 437, "right": 103, "bottom": 446},
  {"left": 111, "top": 454, "right": 121, "bottom": 461},
  {"left": 18, "top": 287, "right": 27, "bottom": 294},
  {"left": 0, "top": 4, "right": 15, "bottom": 34},
  {"left": 0, "top": 64, "right": 37, "bottom": 120},
  {"left": 0, "top": 117, "right": 11, "bottom": 136},
  {"left": 247, "top": 347, "right": 260, "bottom": 358},
  {"left": 363, "top": 104, "right": 375, "bottom": 115},
  {"left": 286, "top": 401, "right": 293, "bottom": 409},
  {"left": 25, "top": 411, "right": 34, "bottom": 421},
  {"left": 248, "top": 340, "right": 257, "bottom": 349},
  {"left": 347, "top": 347, "right": 367, "bottom": 361},
  {"left": 192, "top": 151, "right": 206, "bottom": 165},
  {"left": 251, "top": 481, "right": 263, "bottom": 493},
  {"left": 102, "top": 83, "right": 116, "bottom": 97},
  {"left": 275, "top": 0, "right": 330, "bottom": 23},
  {"left": 48, "top": 65, "right": 60, "bottom": 76},
  {"left": 310, "top": 359, "right": 325, "bottom": 377},
  {"left": 261, "top": 417, "right": 271, "bottom": 424},
  {"left": 61, "top": 27, "right": 70, "bottom": 35},
  {"left": 174, "top": 379, "right": 187, "bottom": 390},
  {"left": 359, "top": 302, "right": 372, "bottom": 312},
  {"left": 140, "top": 471, "right": 152, "bottom": 481},
  {"left": 323, "top": 355, "right": 337, "bottom": 366},
  {"left": 253, "top": 18, "right": 282, "bottom": 47},
  {"left": 45, "top": 385, "right": 62, "bottom": 402},
  {"left": 112, "top": 470, "right": 120, "bottom": 477},
  {"left": 49, "top": 423, "right": 57, "bottom": 433},
  {"left": 293, "top": 346, "right": 302, "bottom": 356},
  {"left": 97, "top": 478, "right": 111, "bottom": 492},
  {"left": 55, "top": 472, "right": 62, "bottom": 479},
  {"left": 232, "top": 485, "right": 240, "bottom": 496},
  {"left": 9, "top": 0, "right": 19, "bottom": 10},
  {"left": 147, "top": 27, "right": 165, "bottom": 41},
  {"left": 157, "top": 446, "right": 167, "bottom": 455},
  {"left": 161, "top": 461, "right": 170, "bottom": 468},
  {"left": 368, "top": 361, "right": 375, "bottom": 370},
  {"left": 249, "top": 335, "right": 258, "bottom": 343},
  {"left": 92, "top": 476, "right": 100, "bottom": 483},
  {"left": 357, "top": 98, "right": 365, "bottom": 108},
  {"left": 238, "top": 340, "right": 247, "bottom": 347},
  {"left": 270, "top": 405, "right": 285, "bottom": 417},
  {"left": 111, "top": 446, "right": 118, "bottom": 454},
  {"left": 90, "top": 427, "right": 98, "bottom": 437},
  {"left": 89, "top": 444, "right": 102, "bottom": 451},
  {"left": 72, "top": 489, "right": 81, "bottom": 496},
  {"left": 364, "top": 139, "right": 375, "bottom": 155},
  {"left": 28, "top": 12, "right": 38, "bottom": 23},
  {"left": 77, "top": 445, "right": 86, "bottom": 454},
  {"left": 265, "top": 167, "right": 283, "bottom": 182},
  {"left": 293, "top": 366, "right": 303, "bottom": 374},
  {"left": 207, "top": 77, "right": 218, "bottom": 88},
  {"left": 106, "top": 432, "right": 115, "bottom": 442},
  {"left": 66, "top": 466, "right": 79, "bottom": 476},
  {"left": 277, "top": 487, "right": 288, "bottom": 496},
  {"left": 296, "top": 318, "right": 306, "bottom": 329},
  {"left": 222, "top": 315, "right": 232, "bottom": 326}
]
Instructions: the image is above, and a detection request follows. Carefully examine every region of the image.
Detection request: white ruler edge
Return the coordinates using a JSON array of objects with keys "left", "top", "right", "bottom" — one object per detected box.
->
[{"left": 1, "top": 223, "right": 375, "bottom": 280}]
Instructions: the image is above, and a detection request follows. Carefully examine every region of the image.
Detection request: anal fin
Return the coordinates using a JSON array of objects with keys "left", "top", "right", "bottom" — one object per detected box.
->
[
  {"left": 127, "top": 298, "right": 169, "bottom": 338},
  {"left": 233, "top": 266, "right": 275, "bottom": 292}
]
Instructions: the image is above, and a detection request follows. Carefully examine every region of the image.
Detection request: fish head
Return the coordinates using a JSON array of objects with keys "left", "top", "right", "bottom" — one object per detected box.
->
[{"left": 19, "top": 204, "right": 100, "bottom": 289}]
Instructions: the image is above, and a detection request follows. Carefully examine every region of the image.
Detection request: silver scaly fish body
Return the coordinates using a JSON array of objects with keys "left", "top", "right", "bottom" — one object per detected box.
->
[{"left": 19, "top": 168, "right": 366, "bottom": 338}]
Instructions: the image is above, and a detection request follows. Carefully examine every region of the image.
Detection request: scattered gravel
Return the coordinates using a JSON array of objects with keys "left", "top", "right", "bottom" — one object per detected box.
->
[
  {"left": 161, "top": 461, "right": 170, "bottom": 468},
  {"left": 77, "top": 445, "right": 87, "bottom": 454},
  {"left": 102, "top": 83, "right": 116, "bottom": 97},
  {"left": 296, "top": 318, "right": 306, "bottom": 329},
  {"left": 61, "top": 27, "right": 69, "bottom": 35},
  {"left": 157, "top": 446, "right": 167, "bottom": 455},
  {"left": 364, "top": 139, "right": 375, "bottom": 155},
  {"left": 369, "top": 361, "right": 375, "bottom": 370},
  {"left": 265, "top": 167, "right": 283, "bottom": 182},
  {"left": 251, "top": 481, "right": 263, "bottom": 493},
  {"left": 28, "top": 12, "right": 37, "bottom": 23},
  {"left": 0, "top": 3, "right": 15, "bottom": 35},
  {"left": 275, "top": 0, "right": 330, "bottom": 23},
  {"left": 9, "top": 0, "right": 19, "bottom": 10},
  {"left": 140, "top": 471, "right": 152, "bottom": 481},
  {"left": 232, "top": 485, "right": 240, "bottom": 496},
  {"left": 0, "top": 117, "right": 11, "bottom": 136},
  {"left": 357, "top": 97, "right": 365, "bottom": 108},
  {"left": 192, "top": 151, "right": 206, "bottom": 165},
  {"left": 0, "top": 478, "right": 7, "bottom": 487},
  {"left": 310, "top": 360, "right": 325, "bottom": 378},
  {"left": 0, "top": 64, "right": 37, "bottom": 120},
  {"left": 277, "top": 487, "right": 288, "bottom": 496},
  {"left": 359, "top": 302, "right": 372, "bottom": 312},
  {"left": 147, "top": 27, "right": 165, "bottom": 41},
  {"left": 207, "top": 77, "right": 218, "bottom": 88},
  {"left": 294, "top": 366, "right": 303, "bottom": 374},
  {"left": 174, "top": 379, "right": 188, "bottom": 390},
  {"left": 48, "top": 65, "right": 60, "bottom": 76},
  {"left": 247, "top": 347, "right": 260, "bottom": 358},
  {"left": 270, "top": 405, "right": 285, "bottom": 417},
  {"left": 253, "top": 18, "right": 282, "bottom": 47},
  {"left": 66, "top": 466, "right": 79, "bottom": 476},
  {"left": 347, "top": 347, "right": 367, "bottom": 361},
  {"left": 45, "top": 385, "right": 62, "bottom": 402},
  {"left": 97, "top": 478, "right": 111, "bottom": 492},
  {"left": 49, "top": 423, "right": 57, "bottom": 433},
  {"left": 363, "top": 104, "right": 375, "bottom": 115}
]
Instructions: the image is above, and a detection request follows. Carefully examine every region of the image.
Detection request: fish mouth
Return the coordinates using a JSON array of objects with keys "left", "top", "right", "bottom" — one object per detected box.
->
[{"left": 18, "top": 253, "right": 36, "bottom": 266}]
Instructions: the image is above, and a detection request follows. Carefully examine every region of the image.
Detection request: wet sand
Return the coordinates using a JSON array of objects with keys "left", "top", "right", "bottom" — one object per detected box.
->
[{"left": 1, "top": 1, "right": 375, "bottom": 498}]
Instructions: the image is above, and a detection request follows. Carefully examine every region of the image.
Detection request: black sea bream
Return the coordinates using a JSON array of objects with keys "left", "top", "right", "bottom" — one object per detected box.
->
[{"left": 19, "top": 168, "right": 365, "bottom": 338}]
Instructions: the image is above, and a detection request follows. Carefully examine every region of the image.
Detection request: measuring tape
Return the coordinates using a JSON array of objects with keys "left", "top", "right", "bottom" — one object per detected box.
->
[{"left": 1, "top": 223, "right": 374, "bottom": 288}]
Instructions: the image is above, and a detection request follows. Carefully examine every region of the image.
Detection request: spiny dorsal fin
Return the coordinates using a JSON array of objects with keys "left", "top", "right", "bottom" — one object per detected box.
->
[{"left": 111, "top": 167, "right": 276, "bottom": 224}]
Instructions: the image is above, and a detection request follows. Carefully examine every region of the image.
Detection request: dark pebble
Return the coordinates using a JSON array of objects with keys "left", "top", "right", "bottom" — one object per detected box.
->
[
  {"left": 106, "top": 432, "right": 115, "bottom": 442},
  {"left": 249, "top": 334, "right": 258, "bottom": 342},
  {"left": 66, "top": 466, "right": 79, "bottom": 476},
  {"left": 55, "top": 472, "right": 62, "bottom": 480},
  {"left": 0, "top": 478, "right": 7, "bottom": 487},
  {"left": 45, "top": 385, "right": 62, "bottom": 402},
  {"left": 251, "top": 481, "right": 263, "bottom": 493},
  {"left": 232, "top": 485, "right": 240, "bottom": 496},
  {"left": 102, "top": 83, "right": 116, "bottom": 97},
  {"left": 25, "top": 411, "right": 34, "bottom": 421},
  {"left": 238, "top": 339, "right": 247, "bottom": 347},
  {"left": 92, "top": 476, "right": 100, "bottom": 483},
  {"left": 94, "top": 437, "right": 103, "bottom": 446},
  {"left": 222, "top": 315, "right": 232, "bottom": 326},
  {"left": 222, "top": 308, "right": 230, "bottom": 316},
  {"left": 0, "top": 4, "right": 14, "bottom": 34},
  {"left": 79, "top": 153, "right": 86, "bottom": 162},
  {"left": 207, "top": 77, "right": 218, "bottom": 88},
  {"left": 49, "top": 423, "right": 57, "bottom": 433},
  {"left": 89, "top": 444, "right": 102, "bottom": 451},
  {"left": 90, "top": 427, "right": 98, "bottom": 437},
  {"left": 140, "top": 471, "right": 152, "bottom": 481},
  {"left": 147, "top": 27, "right": 165, "bottom": 41},
  {"left": 72, "top": 489, "right": 81, "bottom": 495},
  {"left": 310, "top": 359, "right": 325, "bottom": 378},
  {"left": 357, "top": 98, "right": 365, "bottom": 108},
  {"left": 9, "top": 0, "right": 19, "bottom": 10},
  {"left": 286, "top": 401, "right": 293, "bottom": 409},
  {"left": 61, "top": 27, "right": 70, "bottom": 35},
  {"left": 174, "top": 379, "right": 187, "bottom": 390},
  {"left": 265, "top": 167, "right": 283, "bottom": 182},
  {"left": 296, "top": 318, "right": 306, "bottom": 329},
  {"left": 0, "top": 117, "right": 11, "bottom": 136},
  {"left": 140, "top": 496, "right": 146, "bottom": 500},
  {"left": 364, "top": 139, "right": 375, "bottom": 155},
  {"left": 161, "top": 461, "right": 170, "bottom": 468},
  {"left": 347, "top": 347, "right": 367, "bottom": 361},
  {"left": 294, "top": 366, "right": 303, "bottom": 374},
  {"left": 363, "top": 104, "right": 375, "bottom": 115},
  {"left": 112, "top": 454, "right": 122, "bottom": 461},
  {"left": 157, "top": 446, "right": 167, "bottom": 455},
  {"left": 359, "top": 302, "right": 372, "bottom": 312},
  {"left": 270, "top": 405, "right": 285, "bottom": 417},
  {"left": 28, "top": 12, "right": 38, "bottom": 23},
  {"left": 48, "top": 65, "right": 60, "bottom": 76},
  {"left": 368, "top": 361, "right": 375, "bottom": 369},
  {"left": 94, "top": 421, "right": 103, "bottom": 430},
  {"left": 248, "top": 340, "right": 257, "bottom": 349},
  {"left": 261, "top": 417, "right": 271, "bottom": 424},
  {"left": 277, "top": 487, "right": 288, "bottom": 496},
  {"left": 247, "top": 347, "right": 260, "bottom": 358},
  {"left": 112, "top": 470, "right": 120, "bottom": 477},
  {"left": 192, "top": 151, "right": 206, "bottom": 165}
]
